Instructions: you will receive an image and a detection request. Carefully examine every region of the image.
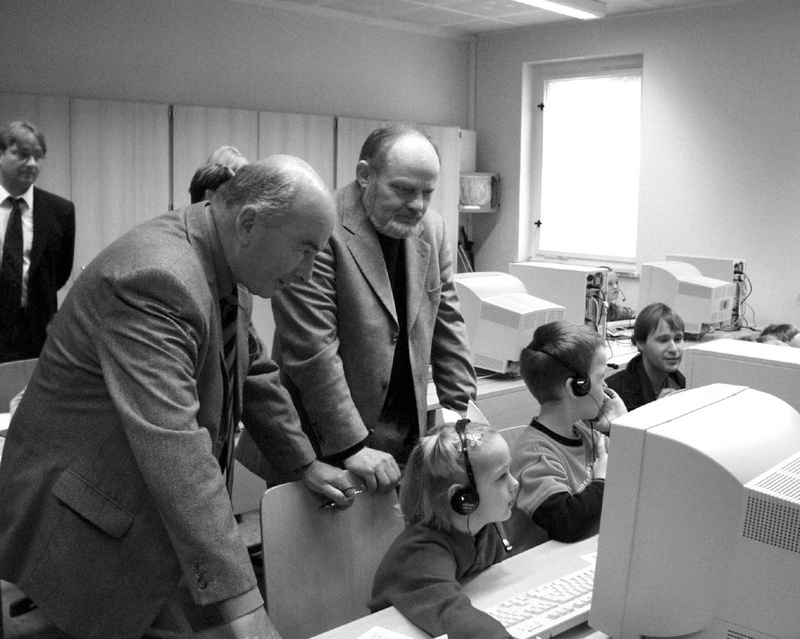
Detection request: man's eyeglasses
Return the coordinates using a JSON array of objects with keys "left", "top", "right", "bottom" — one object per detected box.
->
[
  {"left": 5, "top": 146, "right": 45, "bottom": 163},
  {"left": 319, "top": 485, "right": 366, "bottom": 510}
]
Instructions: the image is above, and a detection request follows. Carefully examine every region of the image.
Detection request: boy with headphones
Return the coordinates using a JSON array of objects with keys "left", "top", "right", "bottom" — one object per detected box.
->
[
  {"left": 510, "top": 321, "right": 626, "bottom": 544},
  {"left": 369, "top": 420, "right": 519, "bottom": 639}
]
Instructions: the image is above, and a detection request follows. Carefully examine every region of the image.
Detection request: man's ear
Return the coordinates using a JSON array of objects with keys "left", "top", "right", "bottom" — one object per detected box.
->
[
  {"left": 235, "top": 204, "right": 258, "bottom": 243},
  {"left": 355, "top": 160, "right": 372, "bottom": 188}
]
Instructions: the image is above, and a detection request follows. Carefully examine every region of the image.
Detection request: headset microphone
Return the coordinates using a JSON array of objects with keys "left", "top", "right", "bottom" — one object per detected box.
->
[{"left": 495, "top": 522, "right": 513, "bottom": 553}]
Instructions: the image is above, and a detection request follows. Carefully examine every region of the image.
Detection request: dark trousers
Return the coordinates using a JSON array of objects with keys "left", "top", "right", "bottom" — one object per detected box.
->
[
  {"left": 370, "top": 396, "right": 419, "bottom": 466},
  {"left": 0, "top": 307, "right": 39, "bottom": 363}
]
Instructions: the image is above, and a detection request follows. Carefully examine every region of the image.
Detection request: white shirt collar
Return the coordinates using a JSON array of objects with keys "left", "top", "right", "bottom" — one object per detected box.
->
[{"left": 0, "top": 184, "right": 34, "bottom": 210}]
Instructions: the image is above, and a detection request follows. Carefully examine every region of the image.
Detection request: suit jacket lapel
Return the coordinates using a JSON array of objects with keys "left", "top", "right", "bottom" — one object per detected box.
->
[
  {"left": 404, "top": 232, "right": 430, "bottom": 332},
  {"left": 29, "top": 188, "right": 49, "bottom": 276},
  {"left": 339, "top": 183, "right": 397, "bottom": 323},
  {"left": 183, "top": 202, "right": 247, "bottom": 415}
]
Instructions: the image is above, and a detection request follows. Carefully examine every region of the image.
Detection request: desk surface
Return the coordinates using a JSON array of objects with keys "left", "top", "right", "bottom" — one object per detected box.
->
[{"left": 311, "top": 536, "right": 607, "bottom": 639}]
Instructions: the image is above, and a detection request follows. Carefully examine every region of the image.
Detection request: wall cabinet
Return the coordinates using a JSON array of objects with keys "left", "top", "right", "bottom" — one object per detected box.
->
[
  {"left": 0, "top": 92, "right": 472, "bottom": 346},
  {"left": 70, "top": 99, "right": 170, "bottom": 277},
  {"left": 172, "top": 105, "right": 260, "bottom": 211}
]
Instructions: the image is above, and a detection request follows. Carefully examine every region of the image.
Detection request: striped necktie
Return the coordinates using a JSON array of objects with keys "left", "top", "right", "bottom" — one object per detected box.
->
[
  {"left": 0, "top": 197, "right": 24, "bottom": 332},
  {"left": 220, "top": 288, "right": 238, "bottom": 497}
]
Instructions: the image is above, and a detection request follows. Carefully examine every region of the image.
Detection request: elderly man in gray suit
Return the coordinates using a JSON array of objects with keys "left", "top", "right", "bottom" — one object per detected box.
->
[
  {"left": 0, "top": 156, "right": 353, "bottom": 639},
  {"left": 238, "top": 122, "right": 477, "bottom": 494}
]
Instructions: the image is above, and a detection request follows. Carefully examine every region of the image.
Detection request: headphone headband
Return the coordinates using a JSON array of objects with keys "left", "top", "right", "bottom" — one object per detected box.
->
[
  {"left": 450, "top": 418, "right": 480, "bottom": 515},
  {"left": 456, "top": 419, "right": 477, "bottom": 489},
  {"left": 532, "top": 347, "right": 592, "bottom": 397}
]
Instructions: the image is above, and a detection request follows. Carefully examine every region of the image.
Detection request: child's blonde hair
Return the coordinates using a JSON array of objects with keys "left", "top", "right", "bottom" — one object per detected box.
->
[{"left": 399, "top": 421, "right": 500, "bottom": 531}]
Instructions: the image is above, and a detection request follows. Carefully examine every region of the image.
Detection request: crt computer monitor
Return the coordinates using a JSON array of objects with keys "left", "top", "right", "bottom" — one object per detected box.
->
[
  {"left": 589, "top": 384, "right": 800, "bottom": 639},
  {"left": 683, "top": 339, "right": 800, "bottom": 416},
  {"left": 665, "top": 254, "right": 747, "bottom": 327},
  {"left": 454, "top": 272, "right": 565, "bottom": 374},
  {"left": 639, "top": 261, "right": 735, "bottom": 334},
  {"left": 508, "top": 261, "right": 608, "bottom": 334}
]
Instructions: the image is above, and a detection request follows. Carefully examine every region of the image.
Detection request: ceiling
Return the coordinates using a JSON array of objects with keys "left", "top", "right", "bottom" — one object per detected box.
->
[{"left": 228, "top": 0, "right": 750, "bottom": 37}]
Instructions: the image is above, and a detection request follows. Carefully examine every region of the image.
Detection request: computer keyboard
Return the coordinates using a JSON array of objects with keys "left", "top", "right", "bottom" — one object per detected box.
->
[{"left": 484, "top": 564, "right": 594, "bottom": 639}]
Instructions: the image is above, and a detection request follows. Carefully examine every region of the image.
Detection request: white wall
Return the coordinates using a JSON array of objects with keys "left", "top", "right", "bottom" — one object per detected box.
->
[
  {"left": 474, "top": 0, "right": 800, "bottom": 327},
  {"left": 0, "top": 0, "right": 472, "bottom": 127}
]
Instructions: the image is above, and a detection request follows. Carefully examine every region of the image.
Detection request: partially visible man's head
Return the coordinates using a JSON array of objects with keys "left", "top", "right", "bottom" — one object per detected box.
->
[
  {"left": 356, "top": 122, "right": 440, "bottom": 239},
  {"left": 206, "top": 145, "right": 248, "bottom": 173},
  {"left": 759, "top": 323, "right": 800, "bottom": 348},
  {"left": 0, "top": 121, "right": 47, "bottom": 196},
  {"left": 189, "top": 163, "right": 235, "bottom": 204},
  {"left": 212, "top": 155, "right": 335, "bottom": 298}
]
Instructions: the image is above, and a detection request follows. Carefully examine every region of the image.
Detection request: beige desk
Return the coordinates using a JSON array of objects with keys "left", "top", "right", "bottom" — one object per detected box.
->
[{"left": 311, "top": 536, "right": 607, "bottom": 639}]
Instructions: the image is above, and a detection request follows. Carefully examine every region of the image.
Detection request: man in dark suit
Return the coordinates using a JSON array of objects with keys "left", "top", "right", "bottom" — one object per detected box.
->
[
  {"left": 0, "top": 120, "right": 75, "bottom": 363},
  {"left": 0, "top": 156, "right": 353, "bottom": 638}
]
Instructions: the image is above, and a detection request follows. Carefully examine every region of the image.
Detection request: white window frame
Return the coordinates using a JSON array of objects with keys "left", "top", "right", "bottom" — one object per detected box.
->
[{"left": 520, "top": 55, "right": 643, "bottom": 274}]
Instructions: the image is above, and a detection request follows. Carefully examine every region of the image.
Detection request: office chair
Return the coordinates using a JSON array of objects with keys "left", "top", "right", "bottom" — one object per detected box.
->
[
  {"left": 259, "top": 471, "right": 404, "bottom": 639},
  {"left": 0, "top": 358, "right": 39, "bottom": 638},
  {"left": 497, "top": 424, "right": 528, "bottom": 449},
  {"left": 0, "top": 358, "right": 37, "bottom": 414}
]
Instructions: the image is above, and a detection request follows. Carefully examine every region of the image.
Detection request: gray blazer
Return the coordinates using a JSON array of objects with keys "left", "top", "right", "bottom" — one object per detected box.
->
[
  {"left": 0, "top": 203, "right": 315, "bottom": 639},
  {"left": 238, "top": 181, "right": 476, "bottom": 479}
]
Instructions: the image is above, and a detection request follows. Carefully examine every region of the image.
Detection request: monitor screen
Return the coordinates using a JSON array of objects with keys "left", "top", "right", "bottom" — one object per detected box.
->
[
  {"left": 454, "top": 272, "right": 565, "bottom": 374},
  {"left": 589, "top": 384, "right": 800, "bottom": 639},
  {"left": 639, "top": 261, "right": 735, "bottom": 334}
]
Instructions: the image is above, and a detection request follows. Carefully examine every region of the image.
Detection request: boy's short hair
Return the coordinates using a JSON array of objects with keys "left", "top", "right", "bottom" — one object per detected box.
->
[
  {"left": 759, "top": 323, "right": 799, "bottom": 344},
  {"left": 400, "top": 421, "right": 499, "bottom": 532},
  {"left": 519, "top": 321, "right": 603, "bottom": 404},
  {"left": 631, "top": 302, "right": 684, "bottom": 346}
]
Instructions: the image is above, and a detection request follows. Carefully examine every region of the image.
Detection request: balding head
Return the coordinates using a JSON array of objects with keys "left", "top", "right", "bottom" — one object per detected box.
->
[
  {"left": 213, "top": 155, "right": 321, "bottom": 218},
  {"left": 356, "top": 126, "right": 440, "bottom": 239},
  {"left": 212, "top": 155, "right": 336, "bottom": 298}
]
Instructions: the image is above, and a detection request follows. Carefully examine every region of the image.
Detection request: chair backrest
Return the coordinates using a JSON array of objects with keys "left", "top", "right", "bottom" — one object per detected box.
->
[
  {"left": 0, "top": 358, "right": 37, "bottom": 413},
  {"left": 427, "top": 399, "right": 490, "bottom": 432},
  {"left": 260, "top": 471, "right": 405, "bottom": 639},
  {"left": 497, "top": 424, "right": 528, "bottom": 449}
]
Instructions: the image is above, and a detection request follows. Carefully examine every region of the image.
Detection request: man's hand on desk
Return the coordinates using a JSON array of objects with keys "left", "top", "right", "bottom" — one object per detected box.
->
[{"left": 344, "top": 446, "right": 401, "bottom": 494}]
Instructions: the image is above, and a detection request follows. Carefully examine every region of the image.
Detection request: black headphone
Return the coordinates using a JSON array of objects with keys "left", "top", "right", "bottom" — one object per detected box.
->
[
  {"left": 533, "top": 348, "right": 591, "bottom": 397},
  {"left": 450, "top": 419, "right": 480, "bottom": 516}
]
